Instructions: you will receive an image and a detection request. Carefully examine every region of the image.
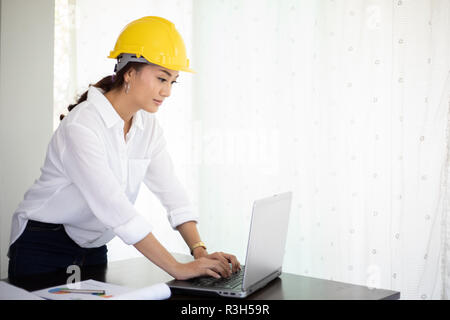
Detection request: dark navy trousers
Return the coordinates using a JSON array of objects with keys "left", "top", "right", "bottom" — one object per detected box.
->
[{"left": 8, "top": 220, "right": 107, "bottom": 279}]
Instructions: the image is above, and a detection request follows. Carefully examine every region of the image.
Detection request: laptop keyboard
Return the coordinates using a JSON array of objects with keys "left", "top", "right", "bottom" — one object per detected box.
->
[{"left": 188, "top": 266, "right": 245, "bottom": 289}]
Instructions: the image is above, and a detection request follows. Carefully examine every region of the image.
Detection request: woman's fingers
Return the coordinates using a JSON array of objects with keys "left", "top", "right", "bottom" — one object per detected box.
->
[
  {"left": 214, "top": 258, "right": 233, "bottom": 278},
  {"left": 201, "top": 252, "right": 228, "bottom": 277},
  {"left": 205, "top": 268, "right": 221, "bottom": 279},
  {"left": 211, "top": 252, "right": 232, "bottom": 277},
  {"left": 208, "top": 252, "right": 241, "bottom": 275},
  {"left": 196, "top": 252, "right": 242, "bottom": 279},
  {"left": 199, "top": 257, "right": 228, "bottom": 278},
  {"left": 223, "top": 253, "right": 241, "bottom": 273}
]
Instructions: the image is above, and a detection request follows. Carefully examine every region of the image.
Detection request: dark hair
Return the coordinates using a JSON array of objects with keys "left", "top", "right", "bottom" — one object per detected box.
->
[{"left": 59, "top": 62, "right": 147, "bottom": 121}]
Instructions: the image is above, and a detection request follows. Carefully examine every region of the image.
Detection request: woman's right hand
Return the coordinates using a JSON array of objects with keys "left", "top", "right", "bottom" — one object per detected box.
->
[
  {"left": 173, "top": 257, "right": 231, "bottom": 280},
  {"left": 133, "top": 233, "right": 232, "bottom": 281}
]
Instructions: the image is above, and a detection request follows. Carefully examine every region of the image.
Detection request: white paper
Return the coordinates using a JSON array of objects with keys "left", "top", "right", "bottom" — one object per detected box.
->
[
  {"left": 32, "top": 279, "right": 131, "bottom": 300},
  {"left": 0, "top": 281, "right": 44, "bottom": 300},
  {"left": 32, "top": 279, "right": 171, "bottom": 300},
  {"left": 110, "top": 283, "right": 171, "bottom": 300}
]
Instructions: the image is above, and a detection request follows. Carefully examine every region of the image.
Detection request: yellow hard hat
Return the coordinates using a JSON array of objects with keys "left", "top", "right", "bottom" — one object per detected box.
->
[{"left": 108, "top": 16, "right": 194, "bottom": 73}]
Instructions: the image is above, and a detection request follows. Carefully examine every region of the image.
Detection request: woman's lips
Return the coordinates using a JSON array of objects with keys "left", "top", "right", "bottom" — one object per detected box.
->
[{"left": 153, "top": 99, "right": 162, "bottom": 106}]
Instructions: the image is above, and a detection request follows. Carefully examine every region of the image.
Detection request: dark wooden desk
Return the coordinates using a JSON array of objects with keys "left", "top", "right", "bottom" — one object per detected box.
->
[{"left": 3, "top": 253, "right": 400, "bottom": 300}]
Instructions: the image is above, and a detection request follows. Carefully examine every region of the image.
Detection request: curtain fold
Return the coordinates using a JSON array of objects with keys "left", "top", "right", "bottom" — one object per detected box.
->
[{"left": 439, "top": 72, "right": 450, "bottom": 299}]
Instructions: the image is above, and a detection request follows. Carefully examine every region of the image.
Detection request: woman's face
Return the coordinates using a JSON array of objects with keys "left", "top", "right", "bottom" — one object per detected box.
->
[{"left": 129, "top": 64, "right": 179, "bottom": 113}]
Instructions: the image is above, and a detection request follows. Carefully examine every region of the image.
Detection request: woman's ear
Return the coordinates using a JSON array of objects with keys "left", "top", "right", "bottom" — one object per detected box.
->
[{"left": 124, "top": 67, "right": 136, "bottom": 83}]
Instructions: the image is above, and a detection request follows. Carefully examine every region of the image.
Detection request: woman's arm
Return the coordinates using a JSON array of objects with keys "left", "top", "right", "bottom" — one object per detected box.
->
[
  {"left": 133, "top": 232, "right": 230, "bottom": 280},
  {"left": 176, "top": 221, "right": 241, "bottom": 275},
  {"left": 176, "top": 221, "right": 207, "bottom": 258}
]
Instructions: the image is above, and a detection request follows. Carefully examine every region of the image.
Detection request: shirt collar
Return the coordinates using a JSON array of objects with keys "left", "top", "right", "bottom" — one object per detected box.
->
[
  {"left": 87, "top": 86, "right": 144, "bottom": 130},
  {"left": 131, "top": 110, "right": 144, "bottom": 130}
]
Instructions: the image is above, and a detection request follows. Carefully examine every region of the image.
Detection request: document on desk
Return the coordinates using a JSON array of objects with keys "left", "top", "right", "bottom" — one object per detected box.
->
[
  {"left": 0, "top": 281, "right": 44, "bottom": 300},
  {"left": 32, "top": 279, "right": 171, "bottom": 300}
]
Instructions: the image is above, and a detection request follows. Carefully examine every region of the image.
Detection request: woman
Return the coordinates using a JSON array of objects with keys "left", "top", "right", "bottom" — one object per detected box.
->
[{"left": 8, "top": 16, "right": 240, "bottom": 281}]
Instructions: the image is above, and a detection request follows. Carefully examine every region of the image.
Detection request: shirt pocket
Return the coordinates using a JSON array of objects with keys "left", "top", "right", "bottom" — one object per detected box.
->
[{"left": 128, "top": 158, "right": 151, "bottom": 196}]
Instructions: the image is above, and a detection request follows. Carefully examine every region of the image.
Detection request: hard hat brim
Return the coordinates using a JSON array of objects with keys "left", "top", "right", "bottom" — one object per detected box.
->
[{"left": 108, "top": 52, "right": 195, "bottom": 74}]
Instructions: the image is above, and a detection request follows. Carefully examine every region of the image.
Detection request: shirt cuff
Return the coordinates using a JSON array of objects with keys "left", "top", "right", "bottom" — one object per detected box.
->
[
  {"left": 168, "top": 206, "right": 199, "bottom": 230},
  {"left": 113, "top": 214, "right": 153, "bottom": 245}
]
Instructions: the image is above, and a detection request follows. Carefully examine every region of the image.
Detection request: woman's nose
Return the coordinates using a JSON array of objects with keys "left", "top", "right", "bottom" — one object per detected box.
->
[{"left": 160, "top": 84, "right": 171, "bottom": 98}]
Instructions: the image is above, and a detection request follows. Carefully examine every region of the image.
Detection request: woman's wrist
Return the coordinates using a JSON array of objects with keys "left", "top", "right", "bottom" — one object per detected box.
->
[
  {"left": 190, "top": 241, "right": 207, "bottom": 256},
  {"left": 169, "top": 260, "right": 185, "bottom": 279},
  {"left": 192, "top": 246, "right": 208, "bottom": 259},
  {"left": 134, "top": 233, "right": 182, "bottom": 279}
]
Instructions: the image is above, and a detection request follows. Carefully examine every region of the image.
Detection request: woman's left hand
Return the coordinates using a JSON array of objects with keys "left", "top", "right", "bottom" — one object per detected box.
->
[{"left": 193, "top": 249, "right": 241, "bottom": 277}]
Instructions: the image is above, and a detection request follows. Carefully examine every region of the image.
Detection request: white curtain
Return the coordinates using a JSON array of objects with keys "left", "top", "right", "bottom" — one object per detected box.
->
[{"left": 54, "top": 0, "right": 450, "bottom": 299}]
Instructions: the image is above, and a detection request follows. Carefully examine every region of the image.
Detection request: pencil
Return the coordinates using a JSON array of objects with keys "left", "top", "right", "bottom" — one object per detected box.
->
[{"left": 60, "top": 289, "right": 106, "bottom": 294}]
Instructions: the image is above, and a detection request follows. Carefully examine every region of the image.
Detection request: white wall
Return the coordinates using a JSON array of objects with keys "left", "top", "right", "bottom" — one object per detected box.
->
[{"left": 0, "top": 0, "right": 54, "bottom": 278}]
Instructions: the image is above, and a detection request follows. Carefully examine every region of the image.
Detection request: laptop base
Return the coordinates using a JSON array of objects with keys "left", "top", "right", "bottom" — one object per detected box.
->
[
  {"left": 167, "top": 269, "right": 282, "bottom": 299},
  {"left": 169, "top": 286, "right": 248, "bottom": 299}
]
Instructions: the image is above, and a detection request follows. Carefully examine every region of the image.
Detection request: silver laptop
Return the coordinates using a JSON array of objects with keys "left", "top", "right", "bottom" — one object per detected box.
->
[{"left": 167, "top": 191, "right": 292, "bottom": 298}]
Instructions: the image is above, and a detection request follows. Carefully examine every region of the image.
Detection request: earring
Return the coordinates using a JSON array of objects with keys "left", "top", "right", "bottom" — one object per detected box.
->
[{"left": 125, "top": 82, "right": 130, "bottom": 94}]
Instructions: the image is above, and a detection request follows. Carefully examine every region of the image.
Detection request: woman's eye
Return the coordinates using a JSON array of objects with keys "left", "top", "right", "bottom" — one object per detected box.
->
[{"left": 158, "top": 77, "right": 178, "bottom": 85}]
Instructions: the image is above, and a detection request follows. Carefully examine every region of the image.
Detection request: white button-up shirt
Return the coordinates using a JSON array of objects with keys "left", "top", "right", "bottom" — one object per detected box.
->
[{"left": 10, "top": 86, "right": 197, "bottom": 248}]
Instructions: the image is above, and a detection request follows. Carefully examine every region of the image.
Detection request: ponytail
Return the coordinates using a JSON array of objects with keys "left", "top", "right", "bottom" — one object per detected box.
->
[{"left": 60, "top": 62, "right": 147, "bottom": 121}]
